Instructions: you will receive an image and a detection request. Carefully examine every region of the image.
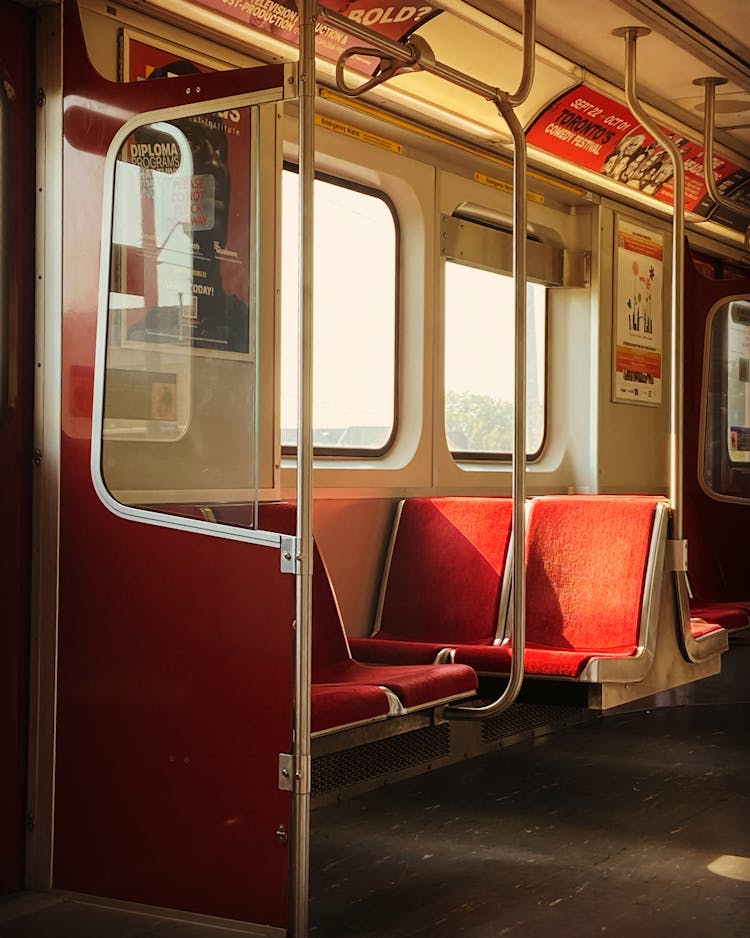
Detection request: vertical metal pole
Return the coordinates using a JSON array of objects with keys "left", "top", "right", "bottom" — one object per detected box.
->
[
  {"left": 500, "top": 91, "right": 527, "bottom": 706},
  {"left": 615, "top": 26, "right": 685, "bottom": 539},
  {"left": 292, "top": 1, "right": 315, "bottom": 935},
  {"left": 448, "top": 6, "right": 535, "bottom": 721}
]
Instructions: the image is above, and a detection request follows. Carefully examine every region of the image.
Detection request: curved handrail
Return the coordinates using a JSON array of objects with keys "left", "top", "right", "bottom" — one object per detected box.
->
[
  {"left": 509, "top": 0, "right": 536, "bottom": 107},
  {"left": 614, "top": 26, "right": 686, "bottom": 542},
  {"left": 318, "top": 0, "right": 537, "bottom": 720},
  {"left": 613, "top": 27, "right": 720, "bottom": 668},
  {"left": 693, "top": 76, "right": 750, "bottom": 246},
  {"left": 446, "top": 92, "right": 528, "bottom": 720},
  {"left": 0, "top": 77, "right": 11, "bottom": 422}
]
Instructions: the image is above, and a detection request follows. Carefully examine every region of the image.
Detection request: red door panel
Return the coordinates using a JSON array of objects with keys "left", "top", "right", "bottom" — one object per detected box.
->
[{"left": 54, "top": 2, "right": 293, "bottom": 927}]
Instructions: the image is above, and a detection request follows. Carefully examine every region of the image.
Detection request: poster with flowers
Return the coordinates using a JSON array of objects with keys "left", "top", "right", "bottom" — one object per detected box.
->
[{"left": 613, "top": 219, "right": 663, "bottom": 405}]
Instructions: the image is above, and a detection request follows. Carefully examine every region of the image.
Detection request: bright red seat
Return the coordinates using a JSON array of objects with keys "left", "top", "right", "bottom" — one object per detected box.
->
[{"left": 451, "top": 496, "right": 669, "bottom": 682}]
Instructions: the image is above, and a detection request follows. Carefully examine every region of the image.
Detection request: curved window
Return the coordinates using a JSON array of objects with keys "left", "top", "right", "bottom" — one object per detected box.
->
[
  {"left": 701, "top": 297, "right": 750, "bottom": 502},
  {"left": 280, "top": 167, "right": 398, "bottom": 455},
  {"left": 99, "top": 106, "right": 260, "bottom": 507},
  {"left": 444, "top": 261, "right": 547, "bottom": 459}
]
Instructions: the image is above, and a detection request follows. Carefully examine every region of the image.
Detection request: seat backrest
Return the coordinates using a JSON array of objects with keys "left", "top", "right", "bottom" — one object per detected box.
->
[
  {"left": 376, "top": 497, "right": 514, "bottom": 645},
  {"left": 525, "top": 495, "right": 662, "bottom": 651},
  {"left": 256, "top": 502, "right": 352, "bottom": 676}
]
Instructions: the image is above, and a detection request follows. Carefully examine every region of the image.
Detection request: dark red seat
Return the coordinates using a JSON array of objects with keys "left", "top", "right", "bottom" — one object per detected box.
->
[
  {"left": 311, "top": 684, "right": 392, "bottom": 735},
  {"left": 689, "top": 603, "right": 749, "bottom": 633},
  {"left": 308, "top": 537, "right": 477, "bottom": 712},
  {"left": 689, "top": 605, "right": 748, "bottom": 635},
  {"left": 254, "top": 501, "right": 477, "bottom": 727},
  {"left": 350, "top": 497, "right": 514, "bottom": 665}
]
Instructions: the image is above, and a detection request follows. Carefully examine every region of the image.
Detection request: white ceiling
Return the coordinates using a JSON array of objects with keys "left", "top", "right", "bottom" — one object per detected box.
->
[{"left": 452, "top": 0, "right": 750, "bottom": 158}]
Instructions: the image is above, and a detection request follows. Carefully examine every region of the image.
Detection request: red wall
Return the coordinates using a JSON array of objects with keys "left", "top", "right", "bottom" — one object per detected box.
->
[
  {"left": 683, "top": 246, "right": 750, "bottom": 601},
  {"left": 0, "top": 0, "right": 35, "bottom": 896}
]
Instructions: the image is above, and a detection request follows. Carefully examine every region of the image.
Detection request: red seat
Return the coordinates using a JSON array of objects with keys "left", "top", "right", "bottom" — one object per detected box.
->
[
  {"left": 311, "top": 684, "right": 392, "bottom": 735},
  {"left": 256, "top": 502, "right": 478, "bottom": 724},
  {"left": 351, "top": 497, "right": 514, "bottom": 664},
  {"left": 689, "top": 603, "right": 749, "bottom": 633},
  {"left": 451, "top": 496, "right": 668, "bottom": 681}
]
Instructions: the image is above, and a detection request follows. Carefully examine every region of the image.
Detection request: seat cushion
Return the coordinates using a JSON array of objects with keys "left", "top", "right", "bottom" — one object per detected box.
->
[
  {"left": 690, "top": 604, "right": 749, "bottom": 632},
  {"left": 349, "top": 636, "right": 450, "bottom": 665},
  {"left": 314, "top": 659, "right": 477, "bottom": 709},
  {"left": 453, "top": 641, "right": 638, "bottom": 679},
  {"left": 311, "top": 683, "right": 391, "bottom": 735}
]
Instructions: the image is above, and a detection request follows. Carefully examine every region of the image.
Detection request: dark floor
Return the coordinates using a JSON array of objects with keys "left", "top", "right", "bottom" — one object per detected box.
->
[
  {"left": 310, "top": 702, "right": 750, "bottom": 937},
  {"left": 309, "top": 638, "right": 750, "bottom": 937},
  {"left": 3, "top": 640, "right": 749, "bottom": 937}
]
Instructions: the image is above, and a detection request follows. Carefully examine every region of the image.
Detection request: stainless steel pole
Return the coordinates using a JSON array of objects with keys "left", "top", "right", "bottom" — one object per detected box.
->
[
  {"left": 615, "top": 26, "right": 685, "bottom": 540},
  {"left": 694, "top": 76, "right": 750, "bottom": 237},
  {"left": 292, "top": 1, "right": 315, "bottom": 934}
]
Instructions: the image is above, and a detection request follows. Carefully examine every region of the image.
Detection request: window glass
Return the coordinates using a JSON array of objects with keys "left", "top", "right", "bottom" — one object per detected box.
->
[
  {"left": 100, "top": 107, "right": 258, "bottom": 507},
  {"left": 444, "top": 261, "right": 546, "bottom": 457},
  {"left": 281, "top": 168, "right": 397, "bottom": 453},
  {"left": 702, "top": 298, "right": 750, "bottom": 501}
]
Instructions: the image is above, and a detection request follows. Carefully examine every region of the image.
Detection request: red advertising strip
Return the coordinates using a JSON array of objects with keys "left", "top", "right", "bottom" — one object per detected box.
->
[
  {"left": 192, "top": 1, "right": 439, "bottom": 72},
  {"left": 527, "top": 85, "right": 750, "bottom": 230}
]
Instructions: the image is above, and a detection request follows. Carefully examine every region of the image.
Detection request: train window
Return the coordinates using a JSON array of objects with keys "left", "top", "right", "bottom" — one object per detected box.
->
[
  {"left": 280, "top": 167, "right": 398, "bottom": 455},
  {"left": 701, "top": 298, "right": 750, "bottom": 502},
  {"left": 97, "top": 106, "right": 261, "bottom": 504},
  {"left": 444, "top": 261, "right": 546, "bottom": 458}
]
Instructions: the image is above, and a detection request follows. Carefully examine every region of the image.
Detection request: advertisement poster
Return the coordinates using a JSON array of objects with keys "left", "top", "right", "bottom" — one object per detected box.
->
[
  {"left": 118, "top": 36, "right": 252, "bottom": 356},
  {"left": 527, "top": 85, "right": 750, "bottom": 233},
  {"left": 613, "top": 219, "right": 663, "bottom": 405},
  {"left": 192, "top": 0, "right": 439, "bottom": 72}
]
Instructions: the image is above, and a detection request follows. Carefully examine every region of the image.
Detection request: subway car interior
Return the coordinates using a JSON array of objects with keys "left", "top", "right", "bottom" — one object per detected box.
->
[{"left": 1, "top": 0, "right": 749, "bottom": 935}]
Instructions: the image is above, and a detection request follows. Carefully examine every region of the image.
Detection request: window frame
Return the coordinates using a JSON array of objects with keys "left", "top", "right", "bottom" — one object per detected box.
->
[
  {"left": 92, "top": 91, "right": 285, "bottom": 525},
  {"left": 699, "top": 293, "right": 750, "bottom": 505},
  {"left": 280, "top": 162, "right": 400, "bottom": 459},
  {"left": 441, "top": 210, "right": 552, "bottom": 463}
]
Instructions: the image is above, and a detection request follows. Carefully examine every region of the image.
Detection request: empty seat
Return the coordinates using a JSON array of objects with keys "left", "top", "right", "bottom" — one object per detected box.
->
[
  {"left": 350, "top": 497, "right": 514, "bottom": 665},
  {"left": 243, "top": 501, "right": 478, "bottom": 730},
  {"left": 311, "top": 684, "right": 393, "bottom": 736},
  {"left": 683, "top": 511, "right": 750, "bottom": 634},
  {"left": 309, "top": 539, "right": 478, "bottom": 712},
  {"left": 452, "top": 495, "right": 670, "bottom": 682},
  {"left": 690, "top": 603, "right": 750, "bottom": 633}
]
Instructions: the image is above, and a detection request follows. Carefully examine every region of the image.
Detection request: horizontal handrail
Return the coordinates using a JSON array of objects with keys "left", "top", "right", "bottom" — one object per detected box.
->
[{"left": 319, "top": 7, "right": 504, "bottom": 104}]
